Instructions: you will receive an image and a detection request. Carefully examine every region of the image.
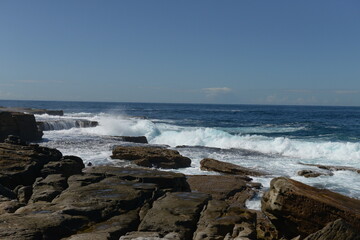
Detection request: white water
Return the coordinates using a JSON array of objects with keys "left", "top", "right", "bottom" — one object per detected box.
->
[{"left": 37, "top": 113, "right": 360, "bottom": 206}]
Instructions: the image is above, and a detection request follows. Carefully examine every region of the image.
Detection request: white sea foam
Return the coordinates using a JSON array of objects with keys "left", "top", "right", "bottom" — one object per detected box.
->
[
  {"left": 38, "top": 113, "right": 360, "bottom": 200},
  {"left": 151, "top": 126, "right": 360, "bottom": 166}
]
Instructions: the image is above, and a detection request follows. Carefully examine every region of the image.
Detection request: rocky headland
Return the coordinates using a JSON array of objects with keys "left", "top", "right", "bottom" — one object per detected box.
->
[{"left": 0, "top": 108, "right": 359, "bottom": 239}]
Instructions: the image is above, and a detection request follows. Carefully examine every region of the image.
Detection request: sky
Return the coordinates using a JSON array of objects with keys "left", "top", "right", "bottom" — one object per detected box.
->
[{"left": 0, "top": 1, "right": 360, "bottom": 106}]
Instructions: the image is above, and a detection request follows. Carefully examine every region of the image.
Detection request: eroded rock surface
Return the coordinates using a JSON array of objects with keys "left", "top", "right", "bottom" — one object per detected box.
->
[
  {"left": 304, "top": 219, "right": 360, "bottom": 240},
  {"left": 0, "top": 141, "right": 62, "bottom": 189},
  {"left": 262, "top": 177, "right": 360, "bottom": 239},
  {"left": 139, "top": 192, "right": 210, "bottom": 239},
  {"left": 111, "top": 146, "right": 191, "bottom": 169},
  {"left": 200, "top": 158, "right": 267, "bottom": 176}
]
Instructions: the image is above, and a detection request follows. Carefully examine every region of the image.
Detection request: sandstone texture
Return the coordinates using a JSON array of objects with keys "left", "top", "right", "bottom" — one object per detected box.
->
[
  {"left": 304, "top": 219, "right": 360, "bottom": 240},
  {"left": 111, "top": 146, "right": 191, "bottom": 169},
  {"left": 1, "top": 140, "right": 359, "bottom": 239},
  {"left": 262, "top": 177, "right": 360, "bottom": 239},
  {"left": 200, "top": 158, "right": 267, "bottom": 176}
]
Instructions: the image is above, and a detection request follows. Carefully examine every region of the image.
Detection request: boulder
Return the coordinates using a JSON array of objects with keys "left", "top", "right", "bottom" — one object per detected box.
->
[
  {"left": 0, "top": 111, "right": 43, "bottom": 142},
  {"left": 200, "top": 158, "right": 266, "bottom": 176},
  {"left": 29, "top": 174, "right": 68, "bottom": 203},
  {"left": 41, "top": 155, "right": 85, "bottom": 178},
  {"left": 111, "top": 146, "right": 191, "bottom": 169},
  {"left": 297, "top": 169, "right": 333, "bottom": 178},
  {"left": 0, "top": 142, "right": 62, "bottom": 189},
  {"left": 304, "top": 219, "right": 360, "bottom": 240},
  {"left": 261, "top": 177, "right": 360, "bottom": 239},
  {"left": 186, "top": 175, "right": 257, "bottom": 207},
  {"left": 138, "top": 192, "right": 210, "bottom": 239},
  {"left": 193, "top": 199, "right": 257, "bottom": 240}
]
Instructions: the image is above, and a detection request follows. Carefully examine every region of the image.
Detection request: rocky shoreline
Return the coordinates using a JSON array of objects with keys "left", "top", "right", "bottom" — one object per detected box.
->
[{"left": 0, "top": 108, "right": 359, "bottom": 239}]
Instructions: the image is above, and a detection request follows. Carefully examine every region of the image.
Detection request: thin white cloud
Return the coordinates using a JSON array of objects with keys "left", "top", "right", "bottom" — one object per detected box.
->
[
  {"left": 334, "top": 90, "right": 360, "bottom": 95},
  {"left": 202, "top": 87, "right": 232, "bottom": 97},
  {"left": 15, "top": 80, "right": 64, "bottom": 84}
]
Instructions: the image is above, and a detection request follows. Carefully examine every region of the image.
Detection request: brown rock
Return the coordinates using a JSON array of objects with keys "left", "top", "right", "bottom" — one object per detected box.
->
[
  {"left": 16, "top": 185, "right": 33, "bottom": 204},
  {"left": 0, "top": 142, "right": 62, "bottom": 189},
  {"left": 193, "top": 199, "right": 257, "bottom": 240},
  {"left": 85, "top": 166, "right": 190, "bottom": 192},
  {"left": 0, "top": 111, "right": 43, "bottom": 142},
  {"left": 111, "top": 146, "right": 191, "bottom": 169},
  {"left": 187, "top": 175, "right": 256, "bottom": 207},
  {"left": 256, "top": 211, "right": 280, "bottom": 240},
  {"left": 29, "top": 174, "right": 68, "bottom": 203},
  {"left": 41, "top": 155, "right": 85, "bottom": 178},
  {"left": 304, "top": 218, "right": 360, "bottom": 240},
  {"left": 67, "top": 210, "right": 140, "bottom": 240},
  {"left": 0, "top": 212, "right": 88, "bottom": 240},
  {"left": 300, "top": 162, "right": 360, "bottom": 174},
  {"left": 261, "top": 177, "right": 360, "bottom": 239},
  {"left": 200, "top": 158, "right": 266, "bottom": 176},
  {"left": 139, "top": 192, "right": 210, "bottom": 239},
  {"left": 297, "top": 169, "right": 333, "bottom": 178}
]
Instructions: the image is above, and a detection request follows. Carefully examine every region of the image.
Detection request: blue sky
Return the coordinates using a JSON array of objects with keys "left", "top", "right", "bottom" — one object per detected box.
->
[{"left": 0, "top": 1, "right": 359, "bottom": 105}]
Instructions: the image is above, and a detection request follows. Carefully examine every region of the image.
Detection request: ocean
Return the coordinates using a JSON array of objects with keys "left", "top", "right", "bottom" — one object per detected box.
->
[{"left": 1, "top": 100, "right": 360, "bottom": 208}]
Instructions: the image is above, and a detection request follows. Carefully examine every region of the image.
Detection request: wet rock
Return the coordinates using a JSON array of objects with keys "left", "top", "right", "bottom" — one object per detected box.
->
[
  {"left": 52, "top": 176, "right": 153, "bottom": 221},
  {"left": 0, "top": 111, "right": 43, "bottom": 142},
  {"left": 119, "top": 136, "right": 148, "bottom": 144},
  {"left": 0, "top": 142, "right": 62, "bottom": 189},
  {"left": 200, "top": 158, "right": 267, "bottom": 176},
  {"left": 300, "top": 162, "right": 360, "bottom": 174},
  {"left": 67, "top": 210, "right": 140, "bottom": 240},
  {"left": 41, "top": 155, "right": 85, "bottom": 178},
  {"left": 85, "top": 166, "right": 190, "bottom": 192},
  {"left": 139, "top": 192, "right": 210, "bottom": 239},
  {"left": 261, "top": 177, "right": 360, "bottom": 239},
  {"left": 30, "top": 174, "right": 68, "bottom": 203},
  {"left": 187, "top": 175, "right": 256, "bottom": 207},
  {"left": 0, "top": 212, "right": 88, "bottom": 240},
  {"left": 193, "top": 199, "right": 257, "bottom": 240},
  {"left": 297, "top": 169, "right": 333, "bottom": 178},
  {"left": 111, "top": 146, "right": 191, "bottom": 169},
  {"left": 37, "top": 119, "right": 98, "bottom": 131},
  {"left": 304, "top": 218, "right": 360, "bottom": 240}
]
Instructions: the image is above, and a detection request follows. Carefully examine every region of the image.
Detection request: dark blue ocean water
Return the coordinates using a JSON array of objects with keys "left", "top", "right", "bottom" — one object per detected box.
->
[{"left": 2, "top": 99, "right": 360, "bottom": 142}]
